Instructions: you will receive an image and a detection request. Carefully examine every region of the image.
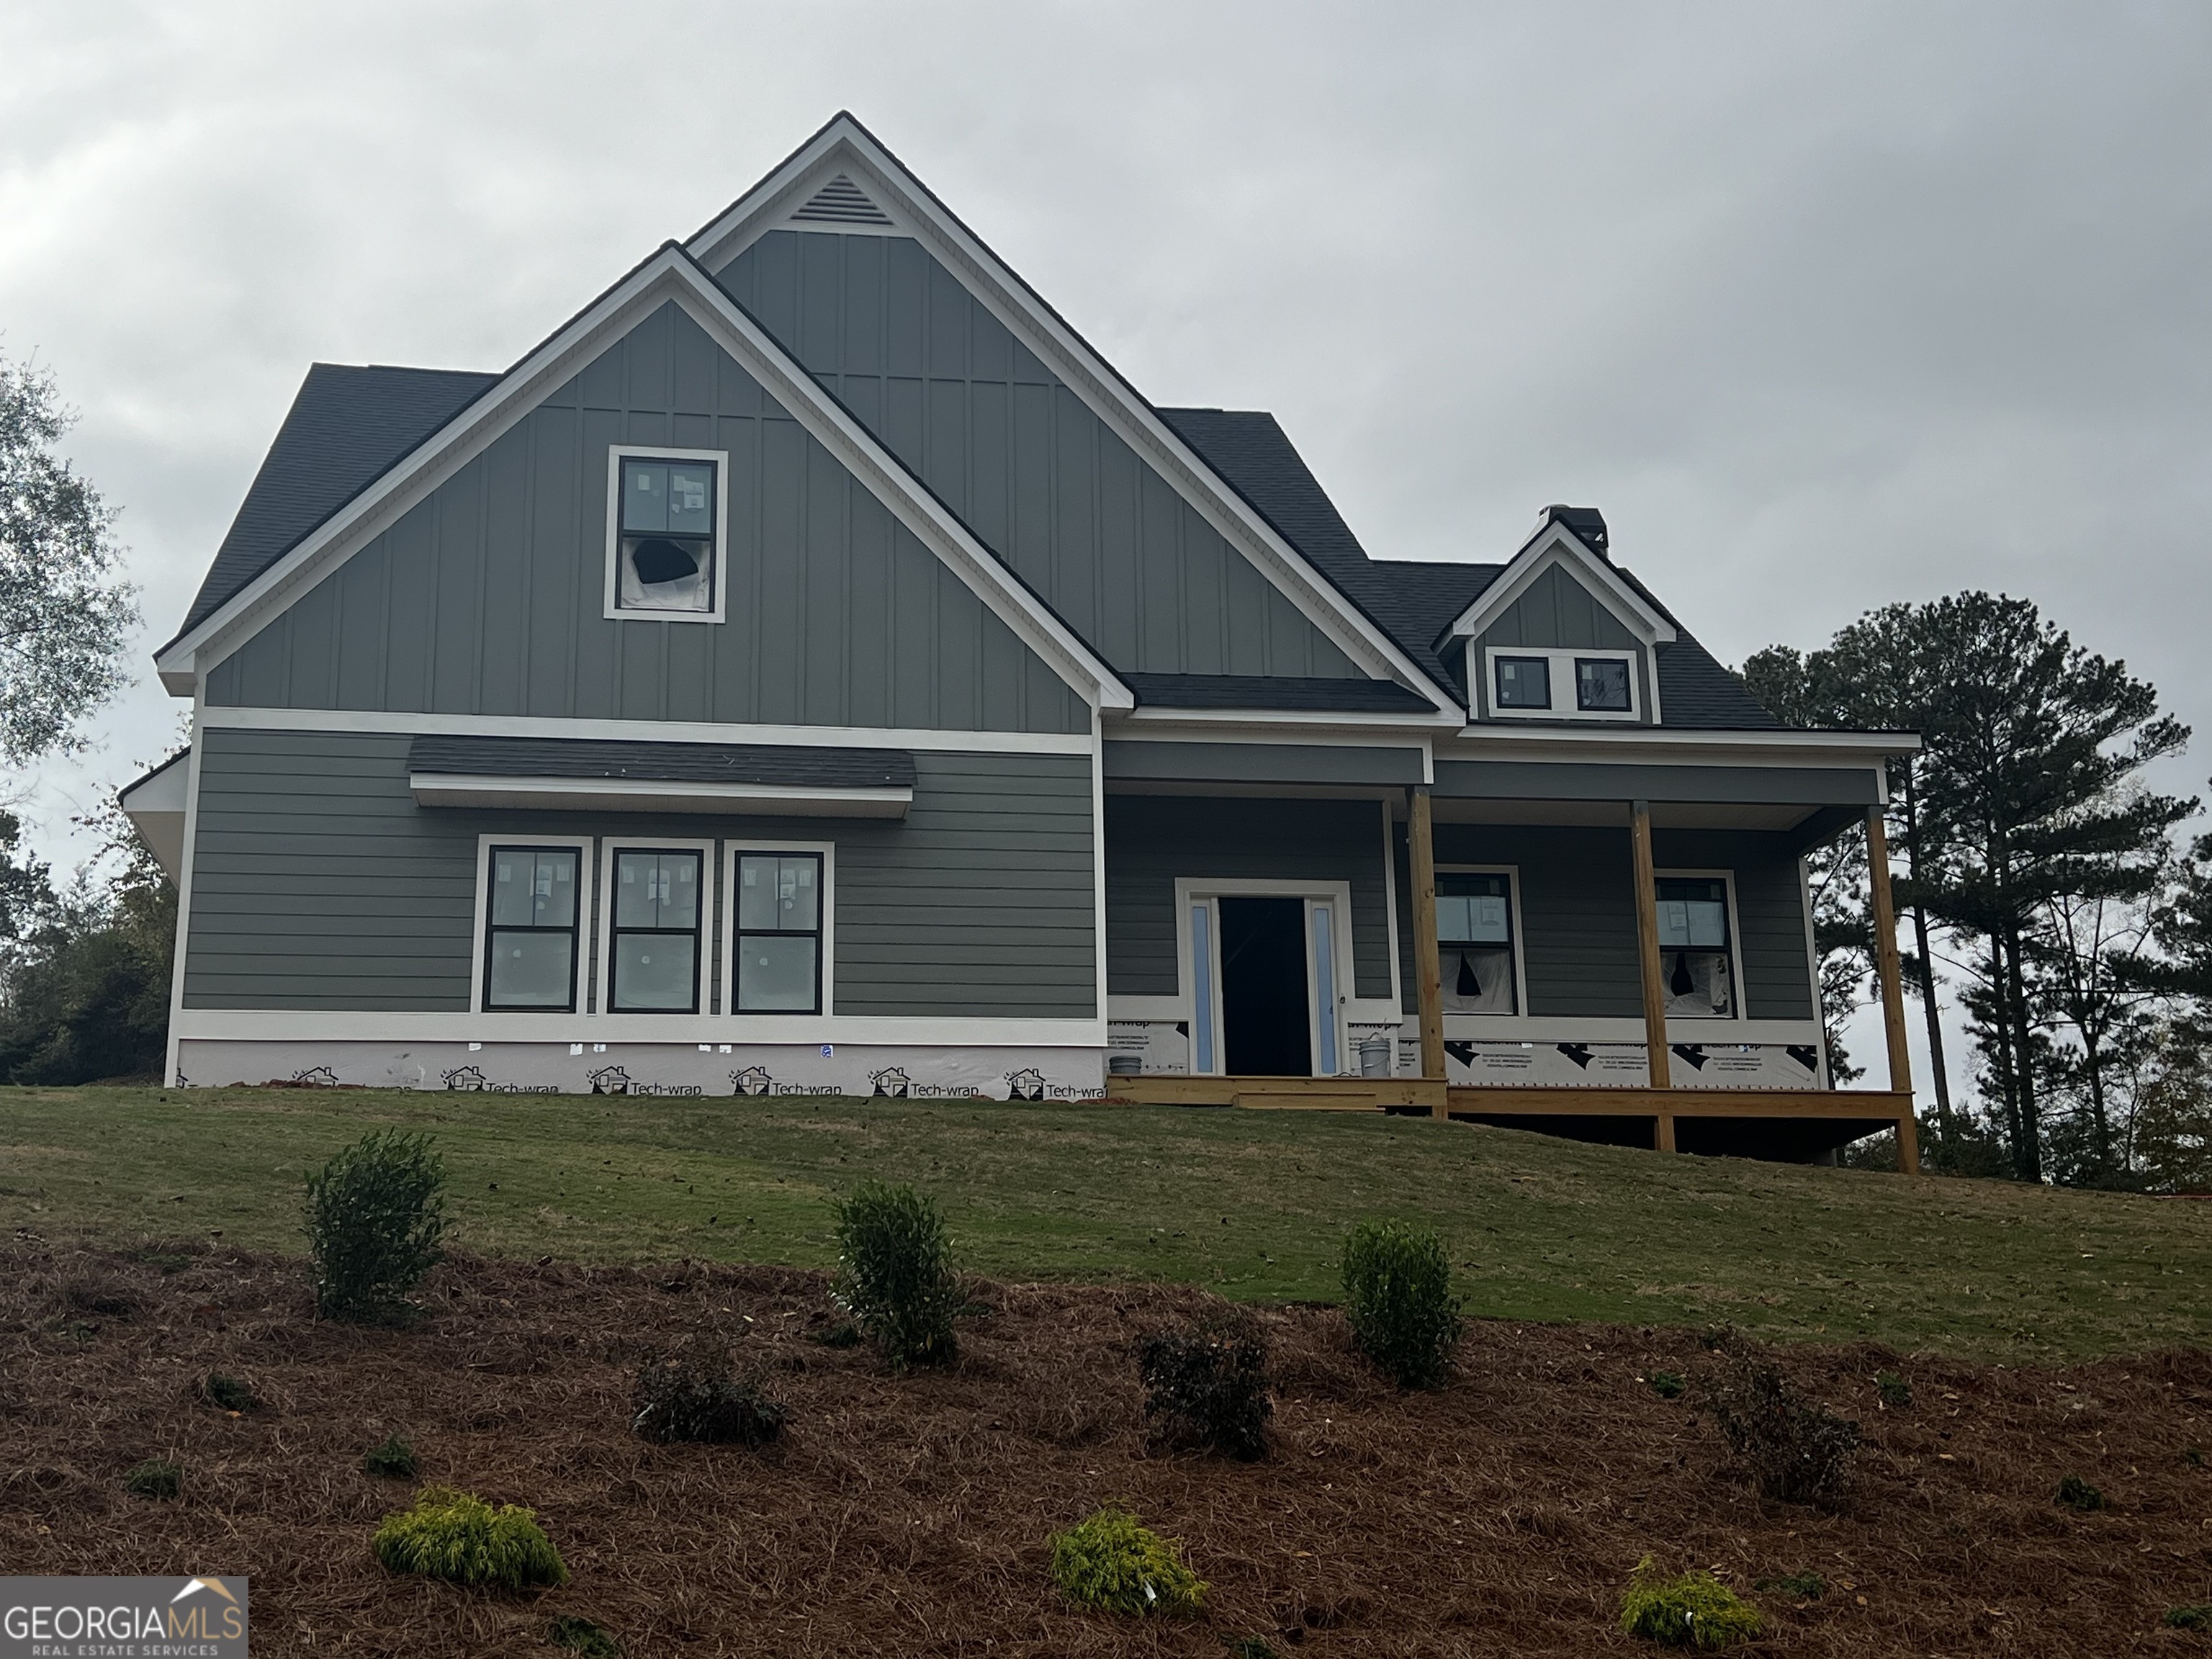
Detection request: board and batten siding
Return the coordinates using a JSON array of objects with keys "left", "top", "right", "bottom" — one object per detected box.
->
[
  {"left": 1104, "top": 796, "right": 1393, "bottom": 1001},
  {"left": 1393, "top": 824, "right": 1815, "bottom": 1021},
  {"left": 1467, "top": 565, "right": 1655, "bottom": 724},
  {"left": 715, "top": 229, "right": 1362, "bottom": 683},
  {"left": 184, "top": 727, "right": 1096, "bottom": 1019},
  {"left": 203, "top": 302, "right": 1088, "bottom": 737}
]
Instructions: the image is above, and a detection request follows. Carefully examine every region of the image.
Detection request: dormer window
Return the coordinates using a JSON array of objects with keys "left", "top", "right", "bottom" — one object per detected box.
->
[
  {"left": 1480, "top": 646, "right": 1641, "bottom": 722},
  {"left": 1575, "top": 657, "right": 1632, "bottom": 712},
  {"left": 1495, "top": 656, "right": 1552, "bottom": 709},
  {"left": 605, "top": 447, "right": 727, "bottom": 622}
]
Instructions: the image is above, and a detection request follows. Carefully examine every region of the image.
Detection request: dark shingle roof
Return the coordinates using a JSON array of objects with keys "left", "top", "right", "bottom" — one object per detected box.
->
[
  {"left": 172, "top": 364, "right": 500, "bottom": 643},
  {"left": 408, "top": 735, "right": 914, "bottom": 790},
  {"left": 1120, "top": 672, "right": 1435, "bottom": 714}
]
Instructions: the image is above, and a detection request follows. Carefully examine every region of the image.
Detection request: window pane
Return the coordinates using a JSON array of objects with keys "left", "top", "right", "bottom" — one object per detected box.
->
[
  {"left": 1444, "top": 944, "right": 1516, "bottom": 1014},
  {"left": 1311, "top": 905, "right": 1337, "bottom": 1074},
  {"left": 612, "top": 932, "right": 697, "bottom": 1011},
  {"left": 1437, "top": 873, "right": 1511, "bottom": 943},
  {"left": 487, "top": 930, "right": 573, "bottom": 1008},
  {"left": 738, "top": 933, "right": 817, "bottom": 1011},
  {"left": 492, "top": 849, "right": 576, "bottom": 928},
  {"left": 619, "top": 535, "right": 712, "bottom": 612},
  {"left": 1190, "top": 902, "right": 1215, "bottom": 1073},
  {"left": 1663, "top": 949, "right": 1735, "bottom": 1017},
  {"left": 616, "top": 851, "right": 699, "bottom": 930},
  {"left": 621, "top": 460, "right": 668, "bottom": 532},
  {"left": 739, "top": 855, "right": 819, "bottom": 932},
  {"left": 1577, "top": 657, "right": 1631, "bottom": 711},
  {"left": 1496, "top": 656, "right": 1551, "bottom": 709},
  {"left": 1656, "top": 879, "right": 1730, "bottom": 947},
  {"left": 667, "top": 464, "right": 714, "bottom": 534}
]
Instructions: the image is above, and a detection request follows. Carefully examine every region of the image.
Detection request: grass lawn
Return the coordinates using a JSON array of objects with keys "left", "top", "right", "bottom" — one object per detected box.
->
[{"left": 4, "top": 1084, "right": 2208, "bottom": 1362}]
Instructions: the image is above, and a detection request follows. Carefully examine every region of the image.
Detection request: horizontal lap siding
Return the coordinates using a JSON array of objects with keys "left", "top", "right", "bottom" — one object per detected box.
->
[
  {"left": 1105, "top": 796, "right": 1392, "bottom": 1000},
  {"left": 184, "top": 729, "right": 1096, "bottom": 1019}
]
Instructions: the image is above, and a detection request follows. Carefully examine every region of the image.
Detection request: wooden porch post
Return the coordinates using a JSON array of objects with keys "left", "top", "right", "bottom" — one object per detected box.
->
[
  {"left": 1410, "top": 785, "right": 1446, "bottom": 1083},
  {"left": 1865, "top": 807, "right": 1920, "bottom": 1174},
  {"left": 1629, "top": 800, "right": 1674, "bottom": 1150}
]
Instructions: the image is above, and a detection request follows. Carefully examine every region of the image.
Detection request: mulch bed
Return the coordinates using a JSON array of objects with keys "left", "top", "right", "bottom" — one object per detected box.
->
[{"left": 4, "top": 1236, "right": 2210, "bottom": 1657}]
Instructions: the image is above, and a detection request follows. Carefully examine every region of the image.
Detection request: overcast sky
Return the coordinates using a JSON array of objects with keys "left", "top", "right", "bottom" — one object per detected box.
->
[{"left": 5, "top": 2, "right": 2210, "bottom": 1084}]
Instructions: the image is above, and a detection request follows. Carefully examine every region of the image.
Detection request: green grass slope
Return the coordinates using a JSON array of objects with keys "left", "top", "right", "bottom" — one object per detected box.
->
[{"left": 4, "top": 1084, "right": 2206, "bottom": 1361}]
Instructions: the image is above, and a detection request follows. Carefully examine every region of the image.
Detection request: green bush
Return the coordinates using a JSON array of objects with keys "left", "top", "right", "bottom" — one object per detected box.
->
[
  {"left": 1138, "top": 1313, "right": 1272, "bottom": 1460},
  {"left": 547, "top": 1614, "right": 623, "bottom": 1655},
  {"left": 1703, "top": 1338, "right": 1859, "bottom": 1505},
  {"left": 2055, "top": 1473, "right": 2105, "bottom": 1512},
  {"left": 303, "top": 1130, "right": 448, "bottom": 1323},
  {"left": 1618, "top": 1556, "right": 1762, "bottom": 1648},
  {"left": 124, "top": 1459, "right": 181, "bottom": 1501},
  {"left": 1874, "top": 1369, "right": 1912, "bottom": 1408},
  {"left": 832, "top": 1182, "right": 960, "bottom": 1371},
  {"left": 1339, "top": 1218, "right": 1462, "bottom": 1388},
  {"left": 631, "top": 1343, "right": 787, "bottom": 1447},
  {"left": 200, "top": 1372, "right": 256, "bottom": 1412},
  {"left": 1647, "top": 1371, "right": 1686, "bottom": 1400},
  {"left": 2168, "top": 1605, "right": 2212, "bottom": 1631},
  {"left": 362, "top": 1435, "right": 420, "bottom": 1479},
  {"left": 1048, "top": 1506, "right": 1207, "bottom": 1617},
  {"left": 371, "top": 1486, "right": 567, "bottom": 1590}
]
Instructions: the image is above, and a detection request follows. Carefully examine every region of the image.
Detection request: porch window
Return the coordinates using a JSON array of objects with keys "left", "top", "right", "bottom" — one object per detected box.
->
[
  {"left": 610, "top": 848, "right": 703, "bottom": 1012},
  {"left": 1438, "top": 871, "right": 1517, "bottom": 1014},
  {"left": 484, "top": 846, "right": 581, "bottom": 1011},
  {"left": 611, "top": 451, "right": 722, "bottom": 617},
  {"left": 735, "top": 853, "right": 822, "bottom": 1013},
  {"left": 1494, "top": 655, "right": 1551, "bottom": 710},
  {"left": 1656, "top": 876, "right": 1735, "bottom": 1017}
]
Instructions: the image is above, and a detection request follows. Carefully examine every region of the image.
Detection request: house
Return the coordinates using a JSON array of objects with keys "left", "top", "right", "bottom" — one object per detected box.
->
[{"left": 122, "top": 113, "right": 1922, "bottom": 1164}]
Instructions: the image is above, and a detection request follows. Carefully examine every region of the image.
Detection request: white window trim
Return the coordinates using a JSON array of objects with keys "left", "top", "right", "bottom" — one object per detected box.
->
[
  {"left": 1436, "top": 863, "right": 1528, "bottom": 1019},
  {"left": 603, "top": 444, "right": 731, "bottom": 625},
  {"left": 1653, "top": 866, "right": 1746, "bottom": 1022},
  {"left": 723, "top": 840, "right": 837, "bottom": 1020},
  {"left": 595, "top": 836, "right": 715, "bottom": 1017},
  {"left": 1173, "top": 877, "right": 1355, "bottom": 1076},
  {"left": 470, "top": 834, "right": 595, "bottom": 1017},
  {"left": 1480, "top": 645, "right": 1642, "bottom": 724}
]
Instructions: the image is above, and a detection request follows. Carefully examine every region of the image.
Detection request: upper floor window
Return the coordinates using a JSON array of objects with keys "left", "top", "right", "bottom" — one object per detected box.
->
[
  {"left": 1655, "top": 875, "right": 1736, "bottom": 1018},
  {"left": 1480, "top": 645, "right": 1640, "bottom": 722},
  {"left": 1575, "top": 656, "right": 1632, "bottom": 712},
  {"left": 1438, "top": 870, "right": 1519, "bottom": 1014},
  {"left": 606, "top": 448, "right": 726, "bottom": 621},
  {"left": 1494, "top": 656, "right": 1551, "bottom": 710}
]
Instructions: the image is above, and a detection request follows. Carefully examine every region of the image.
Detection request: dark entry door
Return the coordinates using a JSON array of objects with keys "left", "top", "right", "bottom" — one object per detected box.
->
[{"left": 1218, "top": 896, "right": 1312, "bottom": 1076}]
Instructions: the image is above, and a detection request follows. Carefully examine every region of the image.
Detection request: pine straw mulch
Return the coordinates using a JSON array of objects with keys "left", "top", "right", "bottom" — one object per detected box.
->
[{"left": 4, "top": 1236, "right": 2211, "bottom": 1658}]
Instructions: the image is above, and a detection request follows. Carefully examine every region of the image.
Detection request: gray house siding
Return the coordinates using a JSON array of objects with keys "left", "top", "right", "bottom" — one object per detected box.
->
[
  {"left": 1468, "top": 565, "right": 1655, "bottom": 724},
  {"left": 1393, "top": 824, "right": 1812, "bottom": 1020},
  {"left": 184, "top": 727, "right": 1095, "bottom": 1018},
  {"left": 1105, "top": 796, "right": 1392, "bottom": 1001},
  {"left": 203, "top": 301, "right": 1089, "bottom": 736},
  {"left": 715, "top": 229, "right": 1362, "bottom": 682}
]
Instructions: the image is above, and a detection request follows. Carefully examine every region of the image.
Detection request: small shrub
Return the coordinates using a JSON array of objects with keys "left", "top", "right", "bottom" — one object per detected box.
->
[
  {"left": 2168, "top": 1605, "right": 2212, "bottom": 1631},
  {"left": 1226, "top": 1639, "right": 1278, "bottom": 1659},
  {"left": 1048, "top": 1505, "right": 1208, "bottom": 1617},
  {"left": 363, "top": 1435, "right": 420, "bottom": 1479},
  {"left": 2055, "top": 1473, "right": 2105, "bottom": 1512},
  {"left": 200, "top": 1372, "right": 256, "bottom": 1412},
  {"left": 1138, "top": 1313, "right": 1272, "bottom": 1461},
  {"left": 1618, "top": 1556, "right": 1762, "bottom": 1649},
  {"left": 2185, "top": 1447, "right": 2205, "bottom": 1467},
  {"left": 1703, "top": 1338, "right": 1859, "bottom": 1504},
  {"left": 372, "top": 1485, "right": 568, "bottom": 1590},
  {"left": 1874, "top": 1369, "right": 1912, "bottom": 1408},
  {"left": 1339, "top": 1218, "right": 1462, "bottom": 1388},
  {"left": 303, "top": 1130, "right": 448, "bottom": 1323},
  {"left": 832, "top": 1182, "right": 960, "bottom": 1371},
  {"left": 1647, "top": 1372, "right": 1686, "bottom": 1400},
  {"left": 124, "top": 1459, "right": 181, "bottom": 1501},
  {"left": 548, "top": 1614, "right": 624, "bottom": 1655},
  {"left": 1753, "top": 1570, "right": 1825, "bottom": 1599},
  {"left": 631, "top": 1343, "right": 787, "bottom": 1447}
]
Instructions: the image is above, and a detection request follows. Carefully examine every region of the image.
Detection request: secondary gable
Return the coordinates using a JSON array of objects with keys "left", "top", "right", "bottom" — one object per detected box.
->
[{"left": 203, "top": 300, "right": 1090, "bottom": 735}]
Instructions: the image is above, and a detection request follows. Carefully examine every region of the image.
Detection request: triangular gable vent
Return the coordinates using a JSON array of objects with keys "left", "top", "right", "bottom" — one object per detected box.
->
[{"left": 790, "top": 174, "right": 894, "bottom": 225}]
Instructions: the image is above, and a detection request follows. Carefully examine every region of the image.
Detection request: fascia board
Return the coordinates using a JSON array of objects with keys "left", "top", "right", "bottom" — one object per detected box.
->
[
  {"left": 1445, "top": 726, "right": 1919, "bottom": 761},
  {"left": 159, "top": 245, "right": 1131, "bottom": 714},
  {"left": 1445, "top": 530, "right": 1678, "bottom": 647},
  {"left": 685, "top": 118, "right": 1462, "bottom": 720},
  {"left": 1110, "top": 705, "right": 1460, "bottom": 732}
]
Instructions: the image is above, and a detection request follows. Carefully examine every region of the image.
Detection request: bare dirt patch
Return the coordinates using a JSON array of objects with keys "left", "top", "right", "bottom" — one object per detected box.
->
[{"left": 4, "top": 1237, "right": 2210, "bottom": 1656}]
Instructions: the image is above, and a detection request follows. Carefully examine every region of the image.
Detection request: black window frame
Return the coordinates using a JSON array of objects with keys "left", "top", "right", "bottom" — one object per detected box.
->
[
  {"left": 1436, "top": 869, "right": 1519, "bottom": 1015},
  {"left": 1574, "top": 655, "right": 1634, "bottom": 714},
  {"left": 607, "top": 845, "right": 706, "bottom": 1015},
  {"left": 481, "top": 843, "right": 584, "bottom": 1014},
  {"left": 613, "top": 452, "right": 720, "bottom": 617},
  {"left": 1493, "top": 654, "right": 1552, "bottom": 711},
  {"left": 732, "top": 850, "right": 825, "bottom": 1016}
]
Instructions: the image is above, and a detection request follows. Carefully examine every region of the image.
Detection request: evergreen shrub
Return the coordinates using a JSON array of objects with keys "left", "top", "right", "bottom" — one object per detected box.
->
[
  {"left": 1704, "top": 1338, "right": 1859, "bottom": 1504},
  {"left": 832, "top": 1182, "right": 959, "bottom": 1371},
  {"left": 362, "top": 1435, "right": 420, "bottom": 1479},
  {"left": 548, "top": 1614, "right": 624, "bottom": 1655},
  {"left": 1138, "top": 1313, "right": 1272, "bottom": 1460},
  {"left": 124, "top": 1459, "right": 181, "bottom": 1501},
  {"left": 631, "top": 1343, "right": 787, "bottom": 1447},
  {"left": 303, "top": 1130, "right": 447, "bottom": 1323},
  {"left": 371, "top": 1486, "right": 567, "bottom": 1590},
  {"left": 1048, "top": 1506, "right": 1207, "bottom": 1617},
  {"left": 2055, "top": 1473, "right": 2105, "bottom": 1512},
  {"left": 1340, "top": 1218, "right": 1462, "bottom": 1388},
  {"left": 1618, "top": 1556, "right": 1762, "bottom": 1648}
]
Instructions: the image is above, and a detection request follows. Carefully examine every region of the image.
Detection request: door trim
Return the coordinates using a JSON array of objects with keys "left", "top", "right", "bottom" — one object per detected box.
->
[{"left": 1174, "top": 877, "right": 1354, "bottom": 1076}]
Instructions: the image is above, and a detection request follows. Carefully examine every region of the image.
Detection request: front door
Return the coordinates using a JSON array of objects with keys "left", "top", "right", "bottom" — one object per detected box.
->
[{"left": 1218, "top": 896, "right": 1313, "bottom": 1076}]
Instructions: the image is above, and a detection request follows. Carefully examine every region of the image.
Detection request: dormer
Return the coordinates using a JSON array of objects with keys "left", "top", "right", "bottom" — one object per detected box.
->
[{"left": 1445, "top": 505, "right": 1677, "bottom": 727}]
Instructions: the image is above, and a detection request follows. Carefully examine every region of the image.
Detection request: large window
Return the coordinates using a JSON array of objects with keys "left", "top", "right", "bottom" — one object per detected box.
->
[
  {"left": 1438, "top": 871, "right": 1518, "bottom": 1014},
  {"left": 1575, "top": 656, "right": 1632, "bottom": 711},
  {"left": 1493, "top": 655, "right": 1552, "bottom": 710},
  {"left": 733, "top": 853, "right": 823, "bottom": 1013},
  {"left": 609, "top": 848, "right": 703, "bottom": 1012},
  {"left": 483, "top": 845, "right": 582, "bottom": 1011},
  {"left": 609, "top": 450, "right": 722, "bottom": 618},
  {"left": 1481, "top": 646, "right": 1640, "bottom": 721},
  {"left": 1656, "top": 876, "right": 1735, "bottom": 1018}
]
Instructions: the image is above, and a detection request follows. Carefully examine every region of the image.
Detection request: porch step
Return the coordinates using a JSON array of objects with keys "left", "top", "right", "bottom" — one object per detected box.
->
[{"left": 1233, "top": 1089, "right": 1382, "bottom": 1112}]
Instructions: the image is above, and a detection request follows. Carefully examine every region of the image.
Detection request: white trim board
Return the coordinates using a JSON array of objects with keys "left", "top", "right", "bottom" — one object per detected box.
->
[
  {"left": 682, "top": 114, "right": 1462, "bottom": 720},
  {"left": 601, "top": 444, "right": 730, "bottom": 624},
  {"left": 169, "top": 1009, "right": 1107, "bottom": 1048},
  {"left": 1447, "top": 526, "right": 1678, "bottom": 648},
  {"left": 157, "top": 243, "right": 1134, "bottom": 717},
  {"left": 411, "top": 773, "right": 914, "bottom": 819}
]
